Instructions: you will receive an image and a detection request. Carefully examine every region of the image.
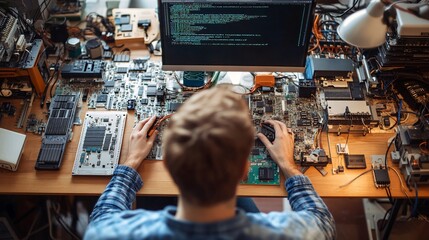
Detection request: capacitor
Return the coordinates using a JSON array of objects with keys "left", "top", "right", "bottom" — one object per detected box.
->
[
  {"left": 66, "top": 38, "right": 81, "bottom": 58},
  {"left": 86, "top": 38, "right": 103, "bottom": 59}
]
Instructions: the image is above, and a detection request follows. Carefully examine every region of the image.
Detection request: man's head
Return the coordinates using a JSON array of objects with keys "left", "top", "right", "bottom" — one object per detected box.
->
[{"left": 163, "top": 87, "right": 254, "bottom": 206}]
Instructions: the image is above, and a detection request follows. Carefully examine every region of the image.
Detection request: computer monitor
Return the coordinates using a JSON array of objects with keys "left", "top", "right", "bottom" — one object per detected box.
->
[{"left": 158, "top": 0, "right": 315, "bottom": 72}]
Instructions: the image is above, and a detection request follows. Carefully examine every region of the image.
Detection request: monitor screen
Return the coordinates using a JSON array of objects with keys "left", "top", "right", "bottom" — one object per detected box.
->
[{"left": 158, "top": 0, "right": 315, "bottom": 72}]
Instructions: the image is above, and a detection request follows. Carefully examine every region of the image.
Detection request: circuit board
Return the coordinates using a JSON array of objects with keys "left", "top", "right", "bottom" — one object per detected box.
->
[
  {"left": 72, "top": 111, "right": 127, "bottom": 175},
  {"left": 56, "top": 60, "right": 323, "bottom": 184}
]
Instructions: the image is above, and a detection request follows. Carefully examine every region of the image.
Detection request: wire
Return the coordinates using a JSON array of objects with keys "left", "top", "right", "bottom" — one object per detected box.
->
[
  {"left": 397, "top": 100, "right": 402, "bottom": 126},
  {"left": 419, "top": 141, "right": 429, "bottom": 154},
  {"left": 335, "top": 0, "right": 360, "bottom": 18},
  {"left": 51, "top": 200, "right": 81, "bottom": 240},
  {"left": 343, "top": 116, "right": 353, "bottom": 152},
  {"left": 388, "top": 166, "right": 411, "bottom": 198},
  {"left": 385, "top": 187, "right": 393, "bottom": 204},
  {"left": 324, "top": 109, "right": 332, "bottom": 161},
  {"left": 384, "top": 134, "right": 396, "bottom": 168},
  {"left": 49, "top": 70, "right": 60, "bottom": 98},
  {"left": 339, "top": 169, "right": 372, "bottom": 188},
  {"left": 379, "top": 207, "right": 392, "bottom": 230}
]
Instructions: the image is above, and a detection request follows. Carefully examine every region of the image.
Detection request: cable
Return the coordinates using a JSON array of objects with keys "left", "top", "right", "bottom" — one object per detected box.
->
[
  {"left": 384, "top": 134, "right": 396, "bottom": 168},
  {"left": 385, "top": 187, "right": 393, "bottom": 204},
  {"left": 324, "top": 109, "right": 332, "bottom": 160},
  {"left": 379, "top": 207, "right": 392, "bottom": 230},
  {"left": 51, "top": 200, "right": 81, "bottom": 240},
  {"left": 335, "top": 0, "right": 360, "bottom": 18},
  {"left": 397, "top": 100, "right": 402, "bottom": 126},
  {"left": 388, "top": 166, "right": 411, "bottom": 198},
  {"left": 339, "top": 169, "right": 372, "bottom": 188},
  {"left": 343, "top": 115, "right": 353, "bottom": 152},
  {"left": 49, "top": 70, "right": 60, "bottom": 98}
]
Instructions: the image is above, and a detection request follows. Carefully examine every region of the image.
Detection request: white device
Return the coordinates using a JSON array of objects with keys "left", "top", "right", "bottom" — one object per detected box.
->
[
  {"left": 396, "top": 3, "right": 429, "bottom": 37},
  {"left": 72, "top": 111, "right": 127, "bottom": 175},
  {"left": 0, "top": 128, "right": 26, "bottom": 171}
]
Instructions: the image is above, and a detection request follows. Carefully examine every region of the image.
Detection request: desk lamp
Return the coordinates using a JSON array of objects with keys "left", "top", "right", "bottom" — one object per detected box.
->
[{"left": 337, "top": 0, "right": 429, "bottom": 48}]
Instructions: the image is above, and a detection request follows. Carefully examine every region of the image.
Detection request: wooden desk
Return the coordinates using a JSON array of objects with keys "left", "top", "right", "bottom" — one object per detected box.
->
[
  {"left": 0, "top": 45, "right": 427, "bottom": 198},
  {"left": 1, "top": 102, "right": 428, "bottom": 198}
]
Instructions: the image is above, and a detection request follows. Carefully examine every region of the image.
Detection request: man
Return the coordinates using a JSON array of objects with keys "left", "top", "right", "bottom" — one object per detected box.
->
[{"left": 84, "top": 87, "right": 336, "bottom": 239}]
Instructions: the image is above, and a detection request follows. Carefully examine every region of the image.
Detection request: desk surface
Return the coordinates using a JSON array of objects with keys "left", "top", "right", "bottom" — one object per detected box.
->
[
  {"left": 0, "top": 45, "right": 428, "bottom": 198},
  {"left": 1, "top": 117, "right": 425, "bottom": 198}
]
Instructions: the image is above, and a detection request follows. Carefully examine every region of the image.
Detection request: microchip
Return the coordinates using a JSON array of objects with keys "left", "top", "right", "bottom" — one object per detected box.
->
[
  {"left": 104, "top": 81, "right": 115, "bottom": 87},
  {"left": 266, "top": 99, "right": 273, "bottom": 105},
  {"left": 147, "top": 85, "right": 157, "bottom": 96},
  {"left": 168, "top": 102, "right": 182, "bottom": 111},
  {"left": 258, "top": 167, "right": 274, "bottom": 181},
  {"left": 253, "top": 95, "right": 262, "bottom": 101},
  {"left": 256, "top": 101, "right": 264, "bottom": 108},
  {"left": 251, "top": 149, "right": 260, "bottom": 155},
  {"left": 288, "top": 84, "right": 297, "bottom": 93},
  {"left": 265, "top": 106, "right": 273, "bottom": 113},
  {"left": 140, "top": 98, "right": 149, "bottom": 104},
  {"left": 96, "top": 94, "right": 108, "bottom": 103},
  {"left": 116, "top": 67, "right": 128, "bottom": 73}
]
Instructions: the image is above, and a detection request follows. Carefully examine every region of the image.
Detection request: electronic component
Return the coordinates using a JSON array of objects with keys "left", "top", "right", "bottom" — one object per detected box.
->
[
  {"left": 336, "top": 143, "right": 349, "bottom": 155},
  {"left": 113, "top": 54, "right": 130, "bottom": 62},
  {"left": 326, "top": 100, "right": 378, "bottom": 135},
  {"left": 55, "top": 59, "right": 322, "bottom": 185},
  {"left": 72, "top": 111, "right": 127, "bottom": 175},
  {"left": 395, "top": 3, "right": 429, "bottom": 37},
  {"left": 371, "top": 155, "right": 390, "bottom": 188},
  {"left": 344, "top": 154, "right": 367, "bottom": 169},
  {"left": 61, "top": 60, "right": 104, "bottom": 78},
  {"left": 183, "top": 71, "right": 205, "bottom": 87},
  {"left": 298, "top": 79, "right": 317, "bottom": 98},
  {"left": 260, "top": 123, "right": 275, "bottom": 142},
  {"left": 0, "top": 39, "right": 48, "bottom": 96},
  {"left": 86, "top": 38, "right": 103, "bottom": 59},
  {"left": 112, "top": 8, "right": 160, "bottom": 44},
  {"left": 395, "top": 125, "right": 429, "bottom": 186},
  {"left": 258, "top": 167, "right": 274, "bottom": 181},
  {"left": 305, "top": 57, "right": 354, "bottom": 79},
  {"left": 300, "top": 148, "right": 329, "bottom": 167},
  {"left": 35, "top": 94, "right": 79, "bottom": 170},
  {"left": 66, "top": 37, "right": 82, "bottom": 58},
  {"left": 0, "top": 128, "right": 26, "bottom": 171}
]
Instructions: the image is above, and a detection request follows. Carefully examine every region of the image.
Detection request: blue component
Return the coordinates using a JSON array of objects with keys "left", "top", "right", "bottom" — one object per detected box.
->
[
  {"left": 183, "top": 71, "right": 205, "bottom": 87},
  {"left": 304, "top": 56, "right": 314, "bottom": 80}
]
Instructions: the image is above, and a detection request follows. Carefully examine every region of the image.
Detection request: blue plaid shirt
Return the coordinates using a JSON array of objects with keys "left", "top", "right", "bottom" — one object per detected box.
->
[{"left": 84, "top": 165, "right": 335, "bottom": 239}]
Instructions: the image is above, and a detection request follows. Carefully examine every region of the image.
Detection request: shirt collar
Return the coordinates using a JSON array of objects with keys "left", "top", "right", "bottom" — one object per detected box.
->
[{"left": 164, "top": 206, "right": 249, "bottom": 234}]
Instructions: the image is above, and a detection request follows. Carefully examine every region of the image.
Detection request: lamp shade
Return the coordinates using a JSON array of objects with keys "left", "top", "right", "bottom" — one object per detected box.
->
[{"left": 337, "top": 0, "right": 388, "bottom": 48}]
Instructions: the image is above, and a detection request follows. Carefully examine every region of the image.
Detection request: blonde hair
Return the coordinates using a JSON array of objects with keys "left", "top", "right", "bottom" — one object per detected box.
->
[{"left": 163, "top": 86, "right": 254, "bottom": 206}]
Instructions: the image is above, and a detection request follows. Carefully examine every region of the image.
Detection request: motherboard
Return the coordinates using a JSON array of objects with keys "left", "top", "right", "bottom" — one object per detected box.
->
[
  {"left": 72, "top": 111, "right": 127, "bottom": 175},
  {"left": 56, "top": 59, "right": 325, "bottom": 184}
]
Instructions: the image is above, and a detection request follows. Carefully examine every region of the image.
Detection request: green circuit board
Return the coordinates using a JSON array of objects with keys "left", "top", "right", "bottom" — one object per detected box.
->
[{"left": 241, "top": 143, "right": 280, "bottom": 185}]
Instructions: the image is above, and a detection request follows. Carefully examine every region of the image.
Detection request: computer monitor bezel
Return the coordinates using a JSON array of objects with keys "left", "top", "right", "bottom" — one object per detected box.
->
[{"left": 158, "top": 0, "right": 316, "bottom": 72}]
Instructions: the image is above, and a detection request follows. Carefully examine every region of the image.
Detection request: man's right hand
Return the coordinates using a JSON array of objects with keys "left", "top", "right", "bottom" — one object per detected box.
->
[
  {"left": 257, "top": 120, "right": 302, "bottom": 178},
  {"left": 123, "top": 116, "right": 158, "bottom": 170}
]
